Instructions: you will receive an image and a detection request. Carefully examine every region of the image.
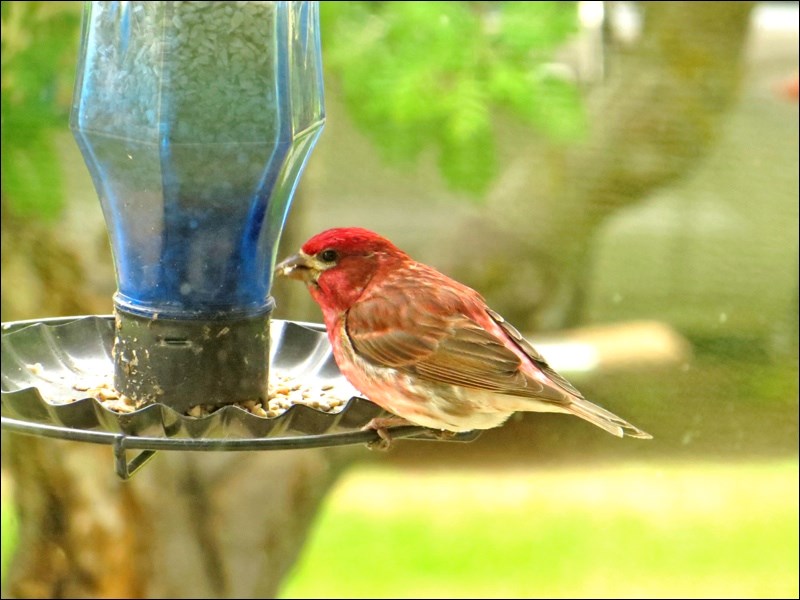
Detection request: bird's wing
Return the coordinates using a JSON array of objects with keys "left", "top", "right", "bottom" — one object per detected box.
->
[
  {"left": 486, "top": 308, "right": 652, "bottom": 439},
  {"left": 346, "top": 285, "right": 560, "bottom": 400},
  {"left": 485, "top": 308, "right": 585, "bottom": 398}
]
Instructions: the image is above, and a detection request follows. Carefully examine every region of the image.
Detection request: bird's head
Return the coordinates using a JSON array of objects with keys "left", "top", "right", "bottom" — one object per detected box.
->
[{"left": 276, "top": 227, "right": 409, "bottom": 313}]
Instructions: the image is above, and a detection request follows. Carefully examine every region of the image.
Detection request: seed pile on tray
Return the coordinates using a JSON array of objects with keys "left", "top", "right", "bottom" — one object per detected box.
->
[
  {"left": 186, "top": 370, "right": 351, "bottom": 418},
  {"left": 25, "top": 363, "right": 354, "bottom": 418}
]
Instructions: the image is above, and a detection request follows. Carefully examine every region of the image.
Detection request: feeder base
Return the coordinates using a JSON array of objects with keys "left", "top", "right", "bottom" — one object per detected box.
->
[{"left": 113, "top": 307, "right": 270, "bottom": 412}]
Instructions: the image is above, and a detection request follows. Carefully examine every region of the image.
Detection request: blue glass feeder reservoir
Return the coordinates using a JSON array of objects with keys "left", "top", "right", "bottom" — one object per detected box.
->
[{"left": 70, "top": 1, "right": 325, "bottom": 410}]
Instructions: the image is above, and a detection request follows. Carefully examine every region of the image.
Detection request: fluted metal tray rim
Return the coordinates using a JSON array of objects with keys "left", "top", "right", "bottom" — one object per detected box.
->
[{"left": 1, "top": 314, "right": 391, "bottom": 441}]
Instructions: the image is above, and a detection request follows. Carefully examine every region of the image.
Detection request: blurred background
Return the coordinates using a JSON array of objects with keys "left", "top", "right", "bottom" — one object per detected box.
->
[{"left": 2, "top": 1, "right": 797, "bottom": 598}]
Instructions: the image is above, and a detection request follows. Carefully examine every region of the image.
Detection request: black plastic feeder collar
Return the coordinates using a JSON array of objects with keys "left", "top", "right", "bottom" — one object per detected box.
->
[{"left": 112, "top": 306, "right": 272, "bottom": 412}]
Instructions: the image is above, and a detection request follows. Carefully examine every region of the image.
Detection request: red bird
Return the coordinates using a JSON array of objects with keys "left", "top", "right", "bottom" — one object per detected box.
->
[{"left": 276, "top": 227, "right": 651, "bottom": 442}]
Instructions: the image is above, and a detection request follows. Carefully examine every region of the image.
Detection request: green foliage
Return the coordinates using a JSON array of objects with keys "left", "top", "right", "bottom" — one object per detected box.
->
[
  {"left": 1, "top": 2, "right": 81, "bottom": 221},
  {"left": 320, "top": 1, "right": 585, "bottom": 196},
  {"left": 0, "top": 2, "right": 584, "bottom": 213}
]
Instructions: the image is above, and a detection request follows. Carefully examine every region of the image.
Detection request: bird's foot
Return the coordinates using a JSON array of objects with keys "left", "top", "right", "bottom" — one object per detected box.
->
[{"left": 361, "top": 417, "right": 414, "bottom": 451}]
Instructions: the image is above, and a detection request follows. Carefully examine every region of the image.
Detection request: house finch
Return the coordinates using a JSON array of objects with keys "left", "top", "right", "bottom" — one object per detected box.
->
[{"left": 276, "top": 227, "right": 652, "bottom": 443}]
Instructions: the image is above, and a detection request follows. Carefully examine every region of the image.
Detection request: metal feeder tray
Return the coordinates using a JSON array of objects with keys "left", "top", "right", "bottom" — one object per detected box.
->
[{"left": 1, "top": 316, "right": 480, "bottom": 479}]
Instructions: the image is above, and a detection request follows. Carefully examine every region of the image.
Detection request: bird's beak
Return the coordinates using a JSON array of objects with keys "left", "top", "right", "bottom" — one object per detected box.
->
[{"left": 275, "top": 251, "right": 318, "bottom": 283}]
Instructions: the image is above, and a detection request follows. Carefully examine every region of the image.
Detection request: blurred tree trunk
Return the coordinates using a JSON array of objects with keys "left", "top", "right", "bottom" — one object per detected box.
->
[
  {"left": 4, "top": 435, "right": 352, "bottom": 598},
  {"left": 0, "top": 206, "right": 92, "bottom": 321},
  {"left": 455, "top": 1, "right": 755, "bottom": 330}
]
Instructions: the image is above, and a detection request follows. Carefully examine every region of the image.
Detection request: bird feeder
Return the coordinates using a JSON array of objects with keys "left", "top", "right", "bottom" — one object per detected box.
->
[{"left": 1, "top": 1, "right": 478, "bottom": 479}]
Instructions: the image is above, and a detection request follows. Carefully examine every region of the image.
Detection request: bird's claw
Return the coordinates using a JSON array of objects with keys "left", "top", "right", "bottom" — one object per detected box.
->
[
  {"left": 361, "top": 417, "right": 413, "bottom": 451},
  {"left": 365, "top": 427, "right": 393, "bottom": 452},
  {"left": 432, "top": 429, "right": 457, "bottom": 441}
]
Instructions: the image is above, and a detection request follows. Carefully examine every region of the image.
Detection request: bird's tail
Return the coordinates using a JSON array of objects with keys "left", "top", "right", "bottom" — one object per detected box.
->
[{"left": 566, "top": 397, "right": 652, "bottom": 439}]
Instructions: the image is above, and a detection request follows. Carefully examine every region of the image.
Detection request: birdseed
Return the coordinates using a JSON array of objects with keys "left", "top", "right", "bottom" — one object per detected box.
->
[{"left": 25, "top": 363, "right": 352, "bottom": 418}]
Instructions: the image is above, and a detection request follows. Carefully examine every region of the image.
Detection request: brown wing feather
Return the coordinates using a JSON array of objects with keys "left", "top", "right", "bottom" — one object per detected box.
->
[
  {"left": 486, "top": 309, "right": 653, "bottom": 439},
  {"left": 345, "top": 273, "right": 550, "bottom": 399},
  {"left": 486, "top": 308, "right": 585, "bottom": 398},
  {"left": 412, "top": 318, "right": 543, "bottom": 395}
]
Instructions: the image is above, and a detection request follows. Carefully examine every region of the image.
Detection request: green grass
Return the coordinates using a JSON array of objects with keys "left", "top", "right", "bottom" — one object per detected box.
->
[
  {"left": 1, "top": 485, "right": 18, "bottom": 588},
  {"left": 279, "top": 461, "right": 799, "bottom": 598}
]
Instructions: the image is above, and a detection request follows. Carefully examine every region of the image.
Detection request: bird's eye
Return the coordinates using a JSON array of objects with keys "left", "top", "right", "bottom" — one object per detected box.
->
[{"left": 320, "top": 249, "right": 338, "bottom": 263}]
